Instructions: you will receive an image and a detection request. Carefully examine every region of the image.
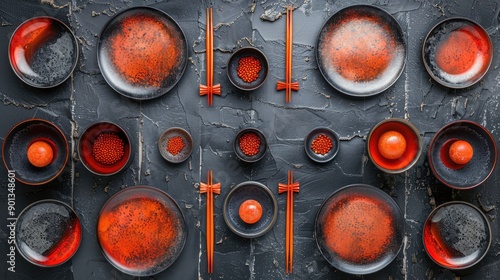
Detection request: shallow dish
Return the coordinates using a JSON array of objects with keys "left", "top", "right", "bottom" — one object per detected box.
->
[
  {"left": 9, "top": 17, "right": 78, "bottom": 88},
  {"left": 233, "top": 128, "right": 268, "bottom": 163},
  {"left": 316, "top": 5, "right": 406, "bottom": 96},
  {"left": 97, "top": 186, "right": 187, "bottom": 276},
  {"left": 304, "top": 127, "right": 340, "bottom": 163},
  {"left": 315, "top": 184, "right": 404, "bottom": 275},
  {"left": 2, "top": 119, "right": 68, "bottom": 185},
  {"left": 97, "top": 6, "right": 188, "bottom": 99},
  {"left": 223, "top": 181, "right": 277, "bottom": 238},
  {"left": 227, "top": 47, "right": 269, "bottom": 91},
  {"left": 422, "top": 18, "right": 492, "bottom": 88},
  {"left": 428, "top": 120, "right": 497, "bottom": 189},
  {"left": 78, "top": 121, "right": 132, "bottom": 176},
  {"left": 15, "top": 199, "right": 81, "bottom": 267},
  {"left": 423, "top": 201, "right": 491, "bottom": 270},
  {"left": 158, "top": 127, "right": 193, "bottom": 163}
]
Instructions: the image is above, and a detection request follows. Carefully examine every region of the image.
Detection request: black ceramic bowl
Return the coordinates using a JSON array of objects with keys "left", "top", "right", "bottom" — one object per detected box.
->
[
  {"left": 304, "top": 127, "right": 340, "bottom": 163},
  {"left": 428, "top": 120, "right": 497, "bottom": 189},
  {"left": 2, "top": 119, "right": 69, "bottom": 185},
  {"left": 78, "top": 121, "right": 132, "bottom": 176},
  {"left": 223, "top": 181, "right": 277, "bottom": 238},
  {"left": 233, "top": 128, "right": 267, "bottom": 163},
  {"left": 158, "top": 127, "right": 193, "bottom": 163},
  {"left": 227, "top": 47, "right": 269, "bottom": 91}
]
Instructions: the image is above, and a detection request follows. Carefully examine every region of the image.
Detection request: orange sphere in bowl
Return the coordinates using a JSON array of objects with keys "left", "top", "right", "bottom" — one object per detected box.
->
[
  {"left": 239, "top": 199, "right": 263, "bottom": 224},
  {"left": 449, "top": 140, "right": 473, "bottom": 165},
  {"left": 27, "top": 141, "right": 54, "bottom": 167},
  {"left": 378, "top": 131, "right": 407, "bottom": 160}
]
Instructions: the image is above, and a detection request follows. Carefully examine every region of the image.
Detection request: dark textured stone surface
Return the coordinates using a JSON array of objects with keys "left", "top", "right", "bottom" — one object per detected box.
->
[{"left": 1, "top": 0, "right": 499, "bottom": 279}]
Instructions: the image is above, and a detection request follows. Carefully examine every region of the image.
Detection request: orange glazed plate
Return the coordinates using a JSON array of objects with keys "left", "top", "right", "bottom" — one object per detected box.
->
[
  {"left": 315, "top": 184, "right": 404, "bottom": 275},
  {"left": 97, "top": 186, "right": 187, "bottom": 276},
  {"left": 423, "top": 18, "right": 492, "bottom": 88},
  {"left": 97, "top": 7, "right": 188, "bottom": 100},
  {"left": 316, "top": 5, "right": 406, "bottom": 97}
]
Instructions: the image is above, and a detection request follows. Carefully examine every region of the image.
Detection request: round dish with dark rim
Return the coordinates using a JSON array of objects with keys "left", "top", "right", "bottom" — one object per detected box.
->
[
  {"left": 2, "top": 119, "right": 69, "bottom": 185},
  {"left": 304, "top": 127, "right": 340, "bottom": 163},
  {"left": 97, "top": 186, "right": 187, "bottom": 276},
  {"left": 227, "top": 47, "right": 269, "bottom": 91},
  {"left": 158, "top": 127, "right": 193, "bottom": 163},
  {"left": 316, "top": 5, "right": 406, "bottom": 96},
  {"left": 97, "top": 6, "right": 188, "bottom": 100},
  {"left": 223, "top": 181, "right": 277, "bottom": 238},
  {"left": 428, "top": 120, "right": 497, "bottom": 189},
  {"left": 9, "top": 17, "right": 79, "bottom": 88},
  {"left": 233, "top": 128, "right": 268, "bottom": 163},
  {"left": 315, "top": 184, "right": 404, "bottom": 275},
  {"left": 422, "top": 18, "right": 492, "bottom": 88}
]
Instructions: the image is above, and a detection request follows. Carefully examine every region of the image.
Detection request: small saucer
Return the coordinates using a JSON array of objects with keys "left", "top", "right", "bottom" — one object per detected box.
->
[
  {"left": 223, "top": 181, "right": 277, "bottom": 238},
  {"left": 304, "top": 127, "right": 340, "bottom": 163},
  {"left": 158, "top": 127, "right": 193, "bottom": 163}
]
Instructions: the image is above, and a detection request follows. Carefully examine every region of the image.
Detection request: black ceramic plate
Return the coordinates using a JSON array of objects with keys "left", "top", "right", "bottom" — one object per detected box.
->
[
  {"left": 315, "top": 184, "right": 404, "bottom": 275},
  {"left": 316, "top": 5, "right": 406, "bottom": 96},
  {"left": 304, "top": 127, "right": 340, "bottom": 163},
  {"left": 97, "top": 6, "right": 188, "bottom": 100},
  {"left": 2, "top": 119, "right": 68, "bottom": 185},
  {"left": 227, "top": 47, "right": 269, "bottom": 91},
  {"left": 428, "top": 121, "right": 497, "bottom": 189},
  {"left": 223, "top": 181, "right": 277, "bottom": 238},
  {"left": 97, "top": 186, "right": 187, "bottom": 276},
  {"left": 158, "top": 127, "right": 193, "bottom": 163}
]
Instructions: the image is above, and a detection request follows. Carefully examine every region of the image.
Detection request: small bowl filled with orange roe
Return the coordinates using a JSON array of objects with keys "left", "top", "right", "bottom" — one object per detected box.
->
[
  {"left": 227, "top": 47, "right": 269, "bottom": 91},
  {"left": 233, "top": 128, "right": 268, "bottom": 163},
  {"left": 158, "top": 127, "right": 193, "bottom": 163},
  {"left": 78, "top": 121, "right": 132, "bottom": 176},
  {"left": 304, "top": 127, "right": 340, "bottom": 163}
]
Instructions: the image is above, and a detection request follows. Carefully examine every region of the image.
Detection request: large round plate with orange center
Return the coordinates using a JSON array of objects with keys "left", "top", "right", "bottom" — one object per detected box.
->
[
  {"left": 97, "top": 186, "right": 187, "bottom": 276},
  {"left": 316, "top": 5, "right": 406, "bottom": 96},
  {"left": 97, "top": 7, "right": 188, "bottom": 100},
  {"left": 315, "top": 184, "right": 404, "bottom": 274}
]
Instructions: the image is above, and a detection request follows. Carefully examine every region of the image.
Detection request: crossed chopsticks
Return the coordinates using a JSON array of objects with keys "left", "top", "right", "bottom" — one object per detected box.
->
[
  {"left": 277, "top": 5, "right": 299, "bottom": 103},
  {"left": 200, "top": 7, "right": 221, "bottom": 106},
  {"left": 200, "top": 170, "right": 220, "bottom": 273},
  {"left": 278, "top": 170, "right": 300, "bottom": 274}
]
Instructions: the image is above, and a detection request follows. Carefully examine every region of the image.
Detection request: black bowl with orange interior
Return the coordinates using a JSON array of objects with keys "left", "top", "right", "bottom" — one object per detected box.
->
[
  {"left": 2, "top": 119, "right": 69, "bottom": 185},
  {"left": 78, "top": 121, "right": 133, "bottom": 176},
  {"left": 367, "top": 118, "right": 422, "bottom": 174}
]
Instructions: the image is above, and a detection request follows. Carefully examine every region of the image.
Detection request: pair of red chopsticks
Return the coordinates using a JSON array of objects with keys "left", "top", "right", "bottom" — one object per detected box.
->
[
  {"left": 277, "top": 5, "right": 299, "bottom": 103},
  {"left": 278, "top": 170, "right": 300, "bottom": 274},
  {"left": 200, "top": 7, "right": 221, "bottom": 106},
  {"left": 200, "top": 170, "right": 220, "bottom": 273}
]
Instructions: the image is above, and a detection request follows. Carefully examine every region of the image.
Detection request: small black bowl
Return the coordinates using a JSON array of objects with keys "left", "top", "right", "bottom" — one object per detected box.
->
[
  {"left": 227, "top": 47, "right": 269, "bottom": 91},
  {"left": 233, "top": 128, "right": 267, "bottom": 163},
  {"left": 428, "top": 120, "right": 497, "bottom": 189},
  {"left": 304, "top": 127, "right": 340, "bottom": 163},
  {"left": 158, "top": 127, "right": 193, "bottom": 163},
  {"left": 2, "top": 119, "right": 69, "bottom": 185},
  {"left": 223, "top": 181, "right": 278, "bottom": 238}
]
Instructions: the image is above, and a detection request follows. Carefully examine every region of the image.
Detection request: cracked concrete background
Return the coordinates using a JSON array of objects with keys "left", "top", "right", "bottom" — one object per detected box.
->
[{"left": 1, "top": 0, "right": 500, "bottom": 279}]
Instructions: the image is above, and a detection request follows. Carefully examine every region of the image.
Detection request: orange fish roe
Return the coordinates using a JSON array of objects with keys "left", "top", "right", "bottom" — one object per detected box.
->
[
  {"left": 311, "top": 134, "right": 333, "bottom": 155},
  {"left": 167, "top": 136, "right": 185, "bottom": 156},
  {"left": 237, "top": 56, "right": 262, "bottom": 83},
  {"left": 92, "top": 133, "right": 124, "bottom": 165},
  {"left": 239, "top": 132, "right": 261, "bottom": 156}
]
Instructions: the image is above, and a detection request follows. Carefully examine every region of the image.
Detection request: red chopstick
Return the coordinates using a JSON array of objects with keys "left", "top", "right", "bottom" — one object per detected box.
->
[
  {"left": 278, "top": 170, "right": 300, "bottom": 273},
  {"left": 277, "top": 5, "right": 299, "bottom": 103},
  {"left": 200, "top": 170, "right": 220, "bottom": 273},
  {"left": 200, "top": 7, "right": 221, "bottom": 106}
]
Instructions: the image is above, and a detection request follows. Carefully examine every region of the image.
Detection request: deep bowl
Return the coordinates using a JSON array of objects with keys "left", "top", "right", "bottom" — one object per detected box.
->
[
  {"left": 9, "top": 16, "right": 78, "bottom": 88},
  {"left": 367, "top": 118, "right": 422, "bottom": 174},
  {"left": 2, "top": 119, "right": 69, "bottom": 185},
  {"left": 158, "top": 127, "right": 193, "bottom": 163},
  {"left": 233, "top": 128, "right": 268, "bottom": 163},
  {"left": 227, "top": 47, "right": 269, "bottom": 91},
  {"left": 304, "top": 127, "right": 340, "bottom": 163},
  {"left": 78, "top": 121, "right": 132, "bottom": 176},
  {"left": 428, "top": 120, "right": 497, "bottom": 189},
  {"left": 223, "top": 181, "right": 278, "bottom": 238}
]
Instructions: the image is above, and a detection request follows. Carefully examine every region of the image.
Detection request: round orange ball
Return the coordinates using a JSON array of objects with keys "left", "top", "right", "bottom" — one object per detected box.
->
[
  {"left": 27, "top": 141, "right": 54, "bottom": 167},
  {"left": 239, "top": 199, "right": 263, "bottom": 224},
  {"left": 449, "top": 140, "right": 473, "bottom": 165},
  {"left": 378, "top": 131, "right": 407, "bottom": 160}
]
